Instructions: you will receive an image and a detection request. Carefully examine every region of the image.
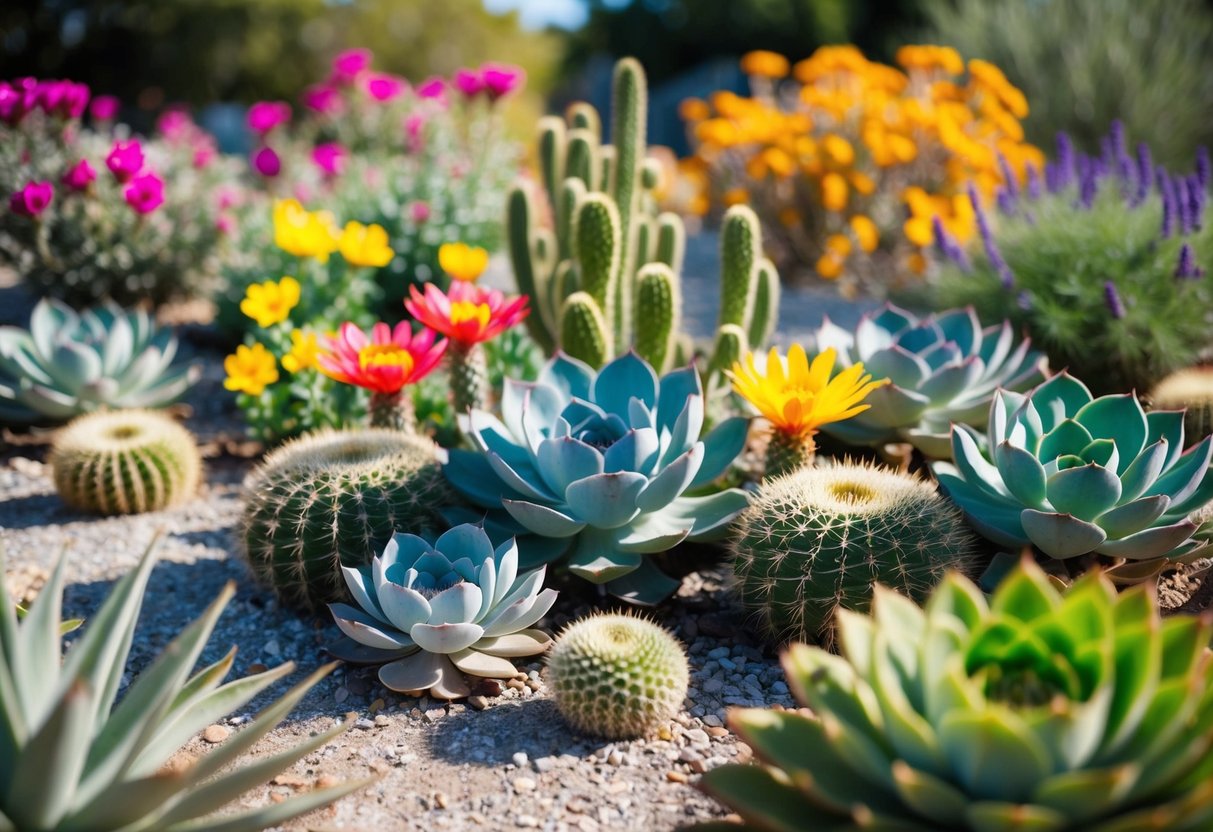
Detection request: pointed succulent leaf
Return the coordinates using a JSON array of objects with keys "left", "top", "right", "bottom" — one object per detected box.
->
[
  {"left": 1020, "top": 510, "right": 1108, "bottom": 558},
  {"left": 1045, "top": 464, "right": 1123, "bottom": 521}
]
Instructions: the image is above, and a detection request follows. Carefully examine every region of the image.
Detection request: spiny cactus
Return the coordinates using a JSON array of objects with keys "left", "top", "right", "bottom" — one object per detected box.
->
[
  {"left": 1151, "top": 366, "right": 1213, "bottom": 442},
  {"left": 507, "top": 58, "right": 780, "bottom": 374},
  {"left": 546, "top": 613, "right": 689, "bottom": 740},
  {"left": 731, "top": 460, "right": 980, "bottom": 648},
  {"left": 240, "top": 428, "right": 451, "bottom": 612},
  {"left": 50, "top": 409, "right": 201, "bottom": 515}
]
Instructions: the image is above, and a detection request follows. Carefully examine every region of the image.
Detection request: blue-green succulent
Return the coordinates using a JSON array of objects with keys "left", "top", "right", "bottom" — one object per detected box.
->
[
  {"left": 443, "top": 351, "right": 751, "bottom": 604},
  {"left": 933, "top": 373, "right": 1213, "bottom": 582},
  {"left": 812, "top": 304, "right": 1047, "bottom": 458}
]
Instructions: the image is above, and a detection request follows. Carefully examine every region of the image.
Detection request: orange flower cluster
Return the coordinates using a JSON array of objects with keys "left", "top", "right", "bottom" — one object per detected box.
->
[{"left": 680, "top": 44, "right": 1043, "bottom": 295}]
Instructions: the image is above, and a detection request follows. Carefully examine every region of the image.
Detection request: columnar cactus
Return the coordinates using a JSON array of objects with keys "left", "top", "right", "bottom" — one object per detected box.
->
[
  {"left": 1151, "top": 366, "right": 1213, "bottom": 442},
  {"left": 240, "top": 428, "right": 451, "bottom": 612},
  {"left": 732, "top": 461, "right": 980, "bottom": 647},
  {"left": 507, "top": 57, "right": 780, "bottom": 373},
  {"left": 50, "top": 409, "right": 201, "bottom": 515}
]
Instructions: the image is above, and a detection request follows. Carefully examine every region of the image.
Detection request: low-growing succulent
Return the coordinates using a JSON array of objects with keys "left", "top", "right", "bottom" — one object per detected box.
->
[
  {"left": 546, "top": 613, "right": 688, "bottom": 740},
  {"left": 1151, "top": 366, "right": 1213, "bottom": 442},
  {"left": 810, "top": 304, "right": 1047, "bottom": 459},
  {"left": 443, "top": 351, "right": 751, "bottom": 604},
  {"left": 933, "top": 373, "right": 1213, "bottom": 583},
  {"left": 699, "top": 559, "right": 1213, "bottom": 831},
  {"left": 0, "top": 539, "right": 367, "bottom": 832},
  {"left": 327, "top": 525, "right": 557, "bottom": 700},
  {"left": 732, "top": 461, "right": 980, "bottom": 647},
  {"left": 240, "top": 428, "right": 451, "bottom": 612},
  {"left": 0, "top": 298, "right": 198, "bottom": 427},
  {"left": 50, "top": 409, "right": 201, "bottom": 515}
]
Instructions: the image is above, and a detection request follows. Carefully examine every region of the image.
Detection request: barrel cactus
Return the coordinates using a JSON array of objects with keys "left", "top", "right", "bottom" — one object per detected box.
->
[
  {"left": 443, "top": 351, "right": 750, "bottom": 604},
  {"left": 546, "top": 612, "right": 689, "bottom": 740},
  {"left": 933, "top": 372, "right": 1213, "bottom": 583},
  {"left": 1151, "top": 366, "right": 1213, "bottom": 442},
  {"left": 327, "top": 524, "right": 557, "bottom": 700},
  {"left": 240, "top": 428, "right": 451, "bottom": 612},
  {"left": 732, "top": 461, "right": 979, "bottom": 647},
  {"left": 810, "top": 304, "right": 1047, "bottom": 458},
  {"left": 699, "top": 559, "right": 1213, "bottom": 831},
  {"left": 50, "top": 409, "right": 201, "bottom": 515}
]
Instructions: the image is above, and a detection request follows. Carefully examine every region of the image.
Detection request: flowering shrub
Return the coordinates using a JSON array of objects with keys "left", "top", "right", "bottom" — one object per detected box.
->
[
  {"left": 681, "top": 45, "right": 1042, "bottom": 297},
  {"left": 929, "top": 124, "right": 1212, "bottom": 395},
  {"left": 0, "top": 77, "right": 237, "bottom": 307}
]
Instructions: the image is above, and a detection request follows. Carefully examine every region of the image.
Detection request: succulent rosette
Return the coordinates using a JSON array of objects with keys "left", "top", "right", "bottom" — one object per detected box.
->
[
  {"left": 443, "top": 352, "right": 751, "bottom": 604},
  {"left": 327, "top": 524, "right": 557, "bottom": 699},
  {"left": 933, "top": 373, "right": 1213, "bottom": 582},
  {"left": 811, "top": 304, "right": 1047, "bottom": 458}
]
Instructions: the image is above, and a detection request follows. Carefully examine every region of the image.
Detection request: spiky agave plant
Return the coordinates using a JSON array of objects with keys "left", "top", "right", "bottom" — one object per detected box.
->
[{"left": 0, "top": 539, "right": 369, "bottom": 832}]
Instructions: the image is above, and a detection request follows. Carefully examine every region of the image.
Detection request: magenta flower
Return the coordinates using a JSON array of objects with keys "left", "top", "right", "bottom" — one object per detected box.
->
[
  {"left": 9, "top": 181, "right": 53, "bottom": 217},
  {"left": 60, "top": 82, "right": 91, "bottom": 118},
  {"left": 62, "top": 159, "right": 97, "bottom": 192},
  {"left": 481, "top": 63, "right": 525, "bottom": 101},
  {"left": 252, "top": 146, "right": 281, "bottom": 178},
  {"left": 90, "top": 94, "right": 120, "bottom": 121},
  {"left": 247, "top": 100, "right": 291, "bottom": 135},
  {"left": 331, "top": 48, "right": 373, "bottom": 84},
  {"left": 301, "top": 84, "right": 342, "bottom": 116},
  {"left": 417, "top": 77, "right": 447, "bottom": 100},
  {"left": 123, "top": 172, "right": 165, "bottom": 214},
  {"left": 364, "top": 72, "right": 407, "bottom": 103},
  {"left": 410, "top": 201, "right": 431, "bottom": 224},
  {"left": 105, "top": 140, "right": 144, "bottom": 183},
  {"left": 216, "top": 215, "right": 235, "bottom": 235},
  {"left": 453, "top": 69, "right": 485, "bottom": 98},
  {"left": 156, "top": 109, "right": 193, "bottom": 141},
  {"left": 312, "top": 142, "right": 347, "bottom": 178},
  {"left": 193, "top": 141, "right": 216, "bottom": 169},
  {"left": 0, "top": 83, "right": 28, "bottom": 124}
]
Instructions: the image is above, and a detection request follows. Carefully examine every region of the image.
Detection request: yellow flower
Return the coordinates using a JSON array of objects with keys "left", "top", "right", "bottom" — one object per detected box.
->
[
  {"left": 728, "top": 345, "right": 885, "bottom": 438},
  {"left": 850, "top": 215, "right": 879, "bottom": 252},
  {"left": 816, "top": 252, "right": 845, "bottom": 280},
  {"left": 223, "top": 343, "right": 279, "bottom": 396},
  {"left": 281, "top": 329, "right": 320, "bottom": 373},
  {"left": 339, "top": 221, "right": 395, "bottom": 267},
  {"left": 273, "top": 198, "right": 340, "bottom": 262},
  {"left": 741, "top": 50, "right": 790, "bottom": 79},
  {"left": 679, "top": 97, "right": 710, "bottom": 122},
  {"left": 821, "top": 172, "right": 848, "bottom": 212},
  {"left": 240, "top": 276, "right": 300, "bottom": 328},
  {"left": 438, "top": 242, "right": 489, "bottom": 282}
]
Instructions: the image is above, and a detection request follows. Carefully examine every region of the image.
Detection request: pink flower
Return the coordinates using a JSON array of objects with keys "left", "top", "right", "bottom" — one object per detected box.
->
[
  {"left": 318, "top": 321, "right": 446, "bottom": 394},
  {"left": 9, "top": 181, "right": 53, "bottom": 217},
  {"left": 157, "top": 109, "right": 193, "bottom": 141},
  {"left": 410, "top": 201, "right": 431, "bottom": 224},
  {"left": 481, "top": 63, "right": 525, "bottom": 101},
  {"left": 60, "top": 82, "right": 91, "bottom": 118},
  {"left": 405, "top": 281, "right": 529, "bottom": 346},
  {"left": 453, "top": 69, "right": 485, "bottom": 99},
  {"left": 193, "top": 141, "right": 216, "bottom": 169},
  {"left": 105, "top": 140, "right": 144, "bottom": 183},
  {"left": 252, "top": 146, "right": 281, "bottom": 178},
  {"left": 216, "top": 187, "right": 241, "bottom": 211},
  {"left": 247, "top": 100, "right": 291, "bottom": 134},
  {"left": 417, "top": 77, "right": 447, "bottom": 100},
  {"left": 364, "top": 72, "right": 407, "bottom": 102},
  {"left": 312, "top": 142, "right": 347, "bottom": 177},
  {"left": 216, "top": 214, "right": 235, "bottom": 234},
  {"left": 405, "top": 112, "right": 427, "bottom": 144},
  {"left": 123, "top": 172, "right": 164, "bottom": 214},
  {"left": 90, "top": 94, "right": 120, "bottom": 121},
  {"left": 0, "top": 83, "right": 28, "bottom": 124},
  {"left": 61, "top": 159, "right": 96, "bottom": 192},
  {"left": 331, "top": 48, "right": 373, "bottom": 84},
  {"left": 301, "top": 84, "right": 342, "bottom": 116}
]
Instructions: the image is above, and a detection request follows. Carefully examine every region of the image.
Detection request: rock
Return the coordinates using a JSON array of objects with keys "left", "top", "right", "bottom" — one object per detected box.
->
[
  {"left": 666, "top": 771, "right": 689, "bottom": 784},
  {"left": 514, "top": 776, "right": 537, "bottom": 793},
  {"left": 201, "top": 724, "right": 230, "bottom": 744},
  {"left": 512, "top": 752, "right": 529, "bottom": 768},
  {"left": 468, "top": 695, "right": 489, "bottom": 711},
  {"left": 684, "top": 728, "right": 710, "bottom": 747},
  {"left": 334, "top": 686, "right": 349, "bottom": 704}
]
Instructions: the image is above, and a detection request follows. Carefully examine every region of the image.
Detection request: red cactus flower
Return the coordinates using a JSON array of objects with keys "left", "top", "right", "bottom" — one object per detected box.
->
[
  {"left": 318, "top": 321, "right": 446, "bottom": 394},
  {"left": 404, "top": 281, "right": 529, "bottom": 346}
]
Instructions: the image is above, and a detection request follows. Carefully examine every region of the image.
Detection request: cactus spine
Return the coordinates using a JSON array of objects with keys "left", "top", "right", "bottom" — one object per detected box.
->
[
  {"left": 506, "top": 57, "right": 781, "bottom": 375},
  {"left": 449, "top": 342, "right": 488, "bottom": 414},
  {"left": 731, "top": 461, "right": 979, "bottom": 648},
  {"left": 239, "top": 428, "right": 450, "bottom": 612},
  {"left": 50, "top": 409, "right": 201, "bottom": 515}
]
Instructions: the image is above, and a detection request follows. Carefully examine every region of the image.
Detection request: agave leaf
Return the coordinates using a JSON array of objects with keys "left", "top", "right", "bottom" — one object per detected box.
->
[
  {"left": 1097, "top": 521, "right": 1198, "bottom": 560},
  {"left": 7, "top": 680, "right": 95, "bottom": 830},
  {"left": 1029, "top": 765, "right": 1138, "bottom": 823},
  {"left": 564, "top": 471, "right": 647, "bottom": 528},
  {"left": 100, "top": 312, "right": 134, "bottom": 377},
  {"left": 1144, "top": 437, "right": 1213, "bottom": 505},
  {"left": 161, "top": 777, "right": 375, "bottom": 832},
  {"left": 689, "top": 416, "right": 749, "bottom": 487},
  {"left": 1020, "top": 510, "right": 1107, "bottom": 559},
  {"left": 28, "top": 299, "right": 69, "bottom": 360},
  {"left": 939, "top": 707, "right": 1052, "bottom": 803},
  {"left": 890, "top": 760, "right": 968, "bottom": 826},
  {"left": 58, "top": 769, "right": 193, "bottom": 832},
  {"left": 502, "top": 499, "right": 586, "bottom": 538},
  {"left": 14, "top": 551, "right": 68, "bottom": 727},
  {"left": 963, "top": 800, "right": 1068, "bottom": 831},
  {"left": 699, "top": 763, "right": 846, "bottom": 832}
]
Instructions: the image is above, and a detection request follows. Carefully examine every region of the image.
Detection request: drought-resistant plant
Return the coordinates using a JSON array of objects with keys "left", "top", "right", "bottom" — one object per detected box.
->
[
  {"left": 1151, "top": 366, "right": 1213, "bottom": 442},
  {"left": 682, "top": 45, "right": 1042, "bottom": 295},
  {"left": 50, "top": 409, "right": 201, "bottom": 515},
  {"left": 809, "top": 304, "right": 1048, "bottom": 459},
  {"left": 508, "top": 57, "right": 779, "bottom": 372},
  {"left": 933, "top": 373, "right": 1213, "bottom": 584},
  {"left": 0, "top": 539, "right": 367, "bottom": 832},
  {"left": 327, "top": 524, "right": 557, "bottom": 700},
  {"left": 240, "top": 428, "right": 451, "bottom": 612},
  {"left": 732, "top": 460, "right": 979, "bottom": 647},
  {"left": 930, "top": 125, "right": 1212, "bottom": 395},
  {"left": 546, "top": 612, "right": 688, "bottom": 740},
  {"left": 0, "top": 298, "right": 197, "bottom": 427},
  {"left": 698, "top": 558, "right": 1213, "bottom": 832},
  {"left": 444, "top": 351, "right": 750, "bottom": 604}
]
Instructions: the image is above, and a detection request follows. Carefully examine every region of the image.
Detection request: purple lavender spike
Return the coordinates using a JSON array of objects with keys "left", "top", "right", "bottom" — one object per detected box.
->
[
  {"left": 1174, "top": 176, "right": 1191, "bottom": 234},
  {"left": 1198, "top": 146, "right": 1210, "bottom": 189},
  {"left": 968, "top": 183, "right": 1015, "bottom": 288},
  {"left": 1078, "top": 157, "right": 1098, "bottom": 209},
  {"left": 1044, "top": 161, "right": 1060, "bottom": 193},
  {"left": 1104, "top": 281, "right": 1125, "bottom": 319},
  {"left": 1188, "top": 174, "right": 1204, "bottom": 230},
  {"left": 997, "top": 153, "right": 1019, "bottom": 199},
  {"left": 996, "top": 186, "right": 1017, "bottom": 215},
  {"left": 1133, "top": 143, "right": 1152, "bottom": 206},
  {"left": 1100, "top": 136, "right": 1114, "bottom": 172},
  {"left": 1017, "top": 291, "right": 1032, "bottom": 311},
  {"left": 1056, "top": 133, "right": 1075, "bottom": 187},
  {"left": 1026, "top": 163, "right": 1042, "bottom": 199},
  {"left": 1109, "top": 120, "right": 1126, "bottom": 155},
  {"left": 1160, "top": 172, "right": 1176, "bottom": 239},
  {"left": 1176, "top": 244, "right": 1198, "bottom": 279},
  {"left": 931, "top": 215, "right": 971, "bottom": 272}
]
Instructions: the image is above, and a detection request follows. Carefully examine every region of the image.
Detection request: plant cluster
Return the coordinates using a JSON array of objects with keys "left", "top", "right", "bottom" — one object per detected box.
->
[{"left": 681, "top": 45, "right": 1042, "bottom": 297}]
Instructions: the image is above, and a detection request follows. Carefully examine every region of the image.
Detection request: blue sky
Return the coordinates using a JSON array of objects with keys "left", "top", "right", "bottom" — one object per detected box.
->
[{"left": 482, "top": 0, "right": 590, "bottom": 30}]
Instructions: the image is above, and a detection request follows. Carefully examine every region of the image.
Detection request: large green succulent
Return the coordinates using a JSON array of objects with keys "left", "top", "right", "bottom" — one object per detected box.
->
[
  {"left": 933, "top": 373, "right": 1213, "bottom": 582},
  {"left": 0, "top": 298, "right": 197, "bottom": 427},
  {"left": 811, "top": 304, "right": 1047, "bottom": 458},
  {"left": 443, "top": 351, "right": 750, "bottom": 604},
  {"left": 0, "top": 539, "right": 367, "bottom": 832},
  {"left": 699, "top": 559, "right": 1213, "bottom": 831}
]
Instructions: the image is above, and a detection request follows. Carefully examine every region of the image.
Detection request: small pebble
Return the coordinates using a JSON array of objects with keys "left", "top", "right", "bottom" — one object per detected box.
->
[
  {"left": 468, "top": 695, "right": 489, "bottom": 711},
  {"left": 201, "top": 724, "right": 230, "bottom": 744},
  {"left": 666, "top": 771, "right": 689, "bottom": 784},
  {"left": 514, "top": 776, "right": 537, "bottom": 793}
]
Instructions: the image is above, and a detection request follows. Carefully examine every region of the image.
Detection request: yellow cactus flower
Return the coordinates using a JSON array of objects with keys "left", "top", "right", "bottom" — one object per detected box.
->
[
  {"left": 816, "top": 252, "right": 845, "bottom": 280},
  {"left": 821, "top": 172, "right": 848, "bottom": 212},
  {"left": 273, "top": 198, "right": 339, "bottom": 262},
  {"left": 281, "top": 329, "right": 321, "bottom": 373},
  {"left": 240, "top": 276, "right": 300, "bottom": 328},
  {"left": 339, "top": 221, "right": 395, "bottom": 268},
  {"left": 438, "top": 242, "right": 489, "bottom": 283},
  {"left": 223, "top": 343, "right": 279, "bottom": 396},
  {"left": 850, "top": 215, "right": 879, "bottom": 253},
  {"left": 679, "top": 97, "right": 710, "bottom": 122},
  {"left": 741, "top": 50, "right": 790, "bottom": 79}
]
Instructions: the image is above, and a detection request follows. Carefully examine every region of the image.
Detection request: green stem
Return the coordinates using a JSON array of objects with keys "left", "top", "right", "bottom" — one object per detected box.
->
[{"left": 764, "top": 430, "right": 815, "bottom": 479}]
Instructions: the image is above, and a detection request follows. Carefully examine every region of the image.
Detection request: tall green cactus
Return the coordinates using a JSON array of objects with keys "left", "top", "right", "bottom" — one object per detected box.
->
[{"left": 505, "top": 57, "right": 781, "bottom": 377}]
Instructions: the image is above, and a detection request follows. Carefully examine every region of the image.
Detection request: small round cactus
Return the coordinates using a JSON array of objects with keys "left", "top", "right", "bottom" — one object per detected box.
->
[
  {"left": 50, "top": 409, "right": 201, "bottom": 515},
  {"left": 240, "top": 428, "right": 451, "bottom": 612},
  {"left": 547, "top": 613, "right": 689, "bottom": 740},
  {"left": 732, "top": 460, "right": 979, "bottom": 647},
  {"left": 1150, "top": 366, "right": 1213, "bottom": 441}
]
